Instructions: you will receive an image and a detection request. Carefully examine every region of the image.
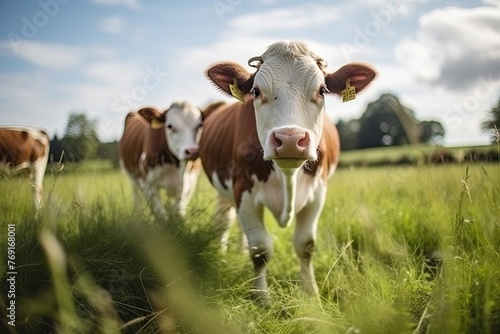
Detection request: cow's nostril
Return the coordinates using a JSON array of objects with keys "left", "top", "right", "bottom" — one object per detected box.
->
[
  {"left": 273, "top": 133, "right": 283, "bottom": 147},
  {"left": 297, "top": 133, "right": 309, "bottom": 149},
  {"left": 184, "top": 147, "right": 199, "bottom": 159}
]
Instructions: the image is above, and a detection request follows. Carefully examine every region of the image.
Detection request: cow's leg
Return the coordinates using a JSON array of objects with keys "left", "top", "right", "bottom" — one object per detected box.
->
[
  {"left": 31, "top": 157, "right": 47, "bottom": 210},
  {"left": 293, "top": 184, "right": 327, "bottom": 296},
  {"left": 238, "top": 192, "right": 271, "bottom": 304},
  {"left": 130, "top": 177, "right": 165, "bottom": 217},
  {"left": 130, "top": 179, "right": 143, "bottom": 206},
  {"left": 177, "top": 161, "right": 201, "bottom": 216},
  {"left": 215, "top": 194, "right": 236, "bottom": 252},
  {"left": 121, "top": 162, "right": 142, "bottom": 205},
  {"left": 139, "top": 178, "right": 167, "bottom": 217},
  {"left": 149, "top": 187, "right": 167, "bottom": 217}
]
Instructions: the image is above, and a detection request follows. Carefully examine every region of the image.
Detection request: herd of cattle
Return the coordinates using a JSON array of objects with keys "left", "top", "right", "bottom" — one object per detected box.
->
[{"left": 0, "top": 41, "right": 377, "bottom": 303}]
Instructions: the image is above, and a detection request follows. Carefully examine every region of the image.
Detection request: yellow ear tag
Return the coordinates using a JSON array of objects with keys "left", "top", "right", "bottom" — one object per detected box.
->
[
  {"left": 341, "top": 79, "right": 356, "bottom": 103},
  {"left": 229, "top": 78, "right": 246, "bottom": 104},
  {"left": 150, "top": 118, "right": 164, "bottom": 129}
]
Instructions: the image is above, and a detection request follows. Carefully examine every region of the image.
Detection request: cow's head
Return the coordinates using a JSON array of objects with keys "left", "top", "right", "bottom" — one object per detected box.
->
[
  {"left": 206, "top": 41, "right": 376, "bottom": 170},
  {"left": 138, "top": 101, "right": 203, "bottom": 160}
]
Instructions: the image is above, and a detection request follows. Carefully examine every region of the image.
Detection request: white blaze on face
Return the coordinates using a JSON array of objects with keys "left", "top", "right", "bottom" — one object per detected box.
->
[
  {"left": 164, "top": 101, "right": 202, "bottom": 161},
  {"left": 252, "top": 48, "right": 327, "bottom": 170}
]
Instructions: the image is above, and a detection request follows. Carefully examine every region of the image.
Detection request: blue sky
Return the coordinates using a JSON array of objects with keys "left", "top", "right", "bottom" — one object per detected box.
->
[{"left": 1, "top": 0, "right": 499, "bottom": 146}]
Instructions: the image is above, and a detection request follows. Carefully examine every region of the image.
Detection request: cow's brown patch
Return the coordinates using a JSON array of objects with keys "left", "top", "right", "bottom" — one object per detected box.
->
[{"left": 120, "top": 112, "right": 179, "bottom": 179}]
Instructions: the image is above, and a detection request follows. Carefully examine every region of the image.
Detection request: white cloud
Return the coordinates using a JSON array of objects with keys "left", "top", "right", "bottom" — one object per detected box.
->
[
  {"left": 84, "top": 60, "right": 144, "bottom": 86},
  {"left": 481, "top": 0, "right": 500, "bottom": 5},
  {"left": 0, "top": 40, "right": 83, "bottom": 70},
  {"left": 257, "top": 0, "right": 279, "bottom": 4},
  {"left": 345, "top": 0, "right": 431, "bottom": 17},
  {"left": 228, "top": 3, "right": 341, "bottom": 33},
  {"left": 88, "top": 46, "right": 119, "bottom": 59},
  {"left": 0, "top": 72, "right": 72, "bottom": 138},
  {"left": 395, "top": 6, "right": 500, "bottom": 91},
  {"left": 394, "top": 38, "right": 441, "bottom": 82},
  {"left": 92, "top": 0, "right": 141, "bottom": 9},
  {"left": 0, "top": 73, "right": 44, "bottom": 101},
  {"left": 99, "top": 16, "right": 126, "bottom": 35}
]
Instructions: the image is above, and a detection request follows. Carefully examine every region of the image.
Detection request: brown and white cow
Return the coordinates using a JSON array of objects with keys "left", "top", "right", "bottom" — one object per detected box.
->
[
  {"left": 0, "top": 126, "right": 50, "bottom": 210},
  {"left": 200, "top": 41, "right": 376, "bottom": 302},
  {"left": 119, "top": 101, "right": 203, "bottom": 217}
]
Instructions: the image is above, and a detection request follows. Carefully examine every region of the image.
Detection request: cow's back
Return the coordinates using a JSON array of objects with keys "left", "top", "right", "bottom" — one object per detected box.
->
[
  {"left": 120, "top": 112, "right": 172, "bottom": 179},
  {"left": 0, "top": 127, "right": 49, "bottom": 167}
]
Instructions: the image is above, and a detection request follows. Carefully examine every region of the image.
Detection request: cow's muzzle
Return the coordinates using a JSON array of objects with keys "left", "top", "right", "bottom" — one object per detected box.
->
[
  {"left": 264, "top": 127, "right": 316, "bottom": 168},
  {"left": 183, "top": 146, "right": 199, "bottom": 160}
]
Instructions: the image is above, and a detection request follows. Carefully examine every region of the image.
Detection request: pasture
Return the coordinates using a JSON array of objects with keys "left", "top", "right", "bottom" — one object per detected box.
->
[{"left": 1, "top": 153, "right": 499, "bottom": 333}]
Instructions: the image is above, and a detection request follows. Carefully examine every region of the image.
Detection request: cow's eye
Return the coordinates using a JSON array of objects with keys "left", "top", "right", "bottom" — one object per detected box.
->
[
  {"left": 319, "top": 86, "right": 328, "bottom": 96},
  {"left": 251, "top": 87, "right": 260, "bottom": 97},
  {"left": 167, "top": 124, "right": 176, "bottom": 132}
]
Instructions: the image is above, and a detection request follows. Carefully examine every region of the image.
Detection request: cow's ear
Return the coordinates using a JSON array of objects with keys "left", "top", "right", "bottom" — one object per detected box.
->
[
  {"left": 325, "top": 63, "right": 377, "bottom": 96},
  {"left": 206, "top": 62, "right": 254, "bottom": 101},
  {"left": 138, "top": 107, "right": 165, "bottom": 129}
]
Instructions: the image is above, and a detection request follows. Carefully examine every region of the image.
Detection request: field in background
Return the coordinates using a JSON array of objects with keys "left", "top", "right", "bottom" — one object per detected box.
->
[
  {"left": 339, "top": 144, "right": 498, "bottom": 167},
  {"left": 1, "top": 146, "right": 499, "bottom": 333}
]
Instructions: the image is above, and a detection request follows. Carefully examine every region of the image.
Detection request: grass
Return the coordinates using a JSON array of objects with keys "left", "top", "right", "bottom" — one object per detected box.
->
[{"left": 0, "top": 156, "right": 499, "bottom": 333}]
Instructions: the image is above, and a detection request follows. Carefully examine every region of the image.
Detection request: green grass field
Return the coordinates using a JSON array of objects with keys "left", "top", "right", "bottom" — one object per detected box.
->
[{"left": 1, "top": 155, "right": 499, "bottom": 333}]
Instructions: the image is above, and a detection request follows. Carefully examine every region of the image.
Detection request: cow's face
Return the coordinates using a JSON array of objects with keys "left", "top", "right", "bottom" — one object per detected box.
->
[
  {"left": 138, "top": 102, "right": 202, "bottom": 161},
  {"left": 164, "top": 102, "right": 203, "bottom": 161},
  {"left": 206, "top": 41, "right": 376, "bottom": 171},
  {"left": 250, "top": 53, "right": 327, "bottom": 169}
]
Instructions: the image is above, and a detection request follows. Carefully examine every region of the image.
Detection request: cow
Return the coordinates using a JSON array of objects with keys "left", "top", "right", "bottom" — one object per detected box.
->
[
  {"left": 119, "top": 101, "right": 203, "bottom": 217},
  {"left": 0, "top": 126, "right": 50, "bottom": 210},
  {"left": 200, "top": 41, "right": 376, "bottom": 303}
]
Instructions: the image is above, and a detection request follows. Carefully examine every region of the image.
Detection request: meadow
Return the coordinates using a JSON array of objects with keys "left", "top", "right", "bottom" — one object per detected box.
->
[{"left": 0, "top": 150, "right": 499, "bottom": 333}]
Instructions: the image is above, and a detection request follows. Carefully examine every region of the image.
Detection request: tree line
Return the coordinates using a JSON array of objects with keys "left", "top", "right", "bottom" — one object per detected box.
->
[
  {"left": 49, "top": 94, "right": 500, "bottom": 164},
  {"left": 336, "top": 93, "right": 445, "bottom": 150},
  {"left": 49, "top": 112, "right": 119, "bottom": 165}
]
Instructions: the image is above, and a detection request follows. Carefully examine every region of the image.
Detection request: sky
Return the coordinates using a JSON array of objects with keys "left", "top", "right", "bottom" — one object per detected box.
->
[{"left": 0, "top": 0, "right": 499, "bottom": 146}]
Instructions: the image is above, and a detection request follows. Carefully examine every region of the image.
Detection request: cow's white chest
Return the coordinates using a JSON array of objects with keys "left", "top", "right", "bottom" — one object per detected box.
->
[
  {"left": 256, "top": 168, "right": 323, "bottom": 222},
  {"left": 141, "top": 163, "right": 182, "bottom": 196},
  {"left": 212, "top": 166, "right": 326, "bottom": 223}
]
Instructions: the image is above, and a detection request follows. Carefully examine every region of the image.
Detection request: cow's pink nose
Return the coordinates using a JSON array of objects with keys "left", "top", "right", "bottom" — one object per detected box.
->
[
  {"left": 184, "top": 147, "right": 199, "bottom": 160},
  {"left": 270, "top": 129, "right": 310, "bottom": 158}
]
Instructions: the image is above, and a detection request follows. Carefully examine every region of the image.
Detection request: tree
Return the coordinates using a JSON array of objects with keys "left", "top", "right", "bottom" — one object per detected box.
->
[
  {"left": 337, "top": 93, "right": 448, "bottom": 150},
  {"left": 97, "top": 140, "right": 120, "bottom": 167},
  {"left": 49, "top": 134, "right": 65, "bottom": 163},
  {"left": 357, "top": 94, "right": 420, "bottom": 149},
  {"left": 419, "top": 120, "right": 445, "bottom": 145},
  {"left": 481, "top": 97, "right": 500, "bottom": 144},
  {"left": 62, "top": 112, "right": 99, "bottom": 161},
  {"left": 336, "top": 119, "right": 360, "bottom": 150}
]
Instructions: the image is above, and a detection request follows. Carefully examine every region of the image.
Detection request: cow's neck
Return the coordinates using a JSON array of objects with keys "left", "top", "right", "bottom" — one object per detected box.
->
[
  {"left": 177, "top": 159, "right": 190, "bottom": 179},
  {"left": 278, "top": 167, "right": 299, "bottom": 228}
]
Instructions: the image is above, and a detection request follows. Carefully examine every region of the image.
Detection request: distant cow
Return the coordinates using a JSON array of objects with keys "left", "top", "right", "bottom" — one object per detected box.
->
[
  {"left": 119, "top": 102, "right": 203, "bottom": 217},
  {"left": 0, "top": 126, "right": 50, "bottom": 209},
  {"left": 200, "top": 41, "right": 376, "bottom": 302}
]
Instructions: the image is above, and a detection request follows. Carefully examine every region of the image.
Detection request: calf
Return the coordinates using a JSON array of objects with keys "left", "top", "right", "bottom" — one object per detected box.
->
[
  {"left": 0, "top": 126, "right": 50, "bottom": 209},
  {"left": 119, "top": 101, "right": 203, "bottom": 217},
  {"left": 200, "top": 41, "right": 376, "bottom": 302}
]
